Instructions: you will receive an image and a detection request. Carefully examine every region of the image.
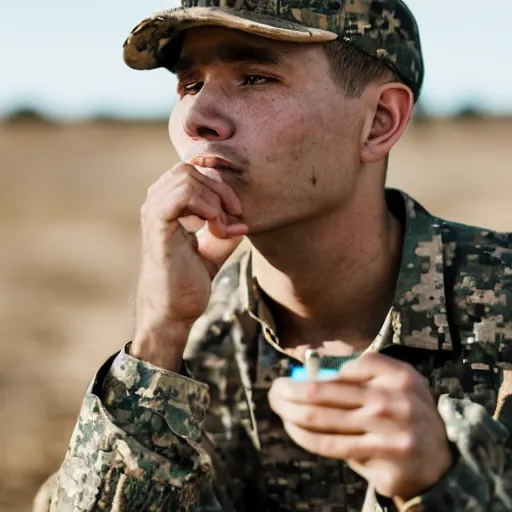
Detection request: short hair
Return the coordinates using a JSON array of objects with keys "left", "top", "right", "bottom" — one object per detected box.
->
[{"left": 323, "top": 40, "right": 398, "bottom": 98}]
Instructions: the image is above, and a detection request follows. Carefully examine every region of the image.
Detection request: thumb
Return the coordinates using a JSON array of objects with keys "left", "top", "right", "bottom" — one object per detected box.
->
[{"left": 196, "top": 223, "right": 245, "bottom": 278}]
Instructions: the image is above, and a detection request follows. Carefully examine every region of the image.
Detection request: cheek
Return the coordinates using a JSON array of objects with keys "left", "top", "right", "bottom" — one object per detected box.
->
[
  {"left": 253, "top": 98, "right": 361, "bottom": 200},
  {"left": 255, "top": 100, "right": 332, "bottom": 170},
  {"left": 247, "top": 98, "right": 311, "bottom": 156},
  {"left": 168, "top": 104, "right": 188, "bottom": 159}
]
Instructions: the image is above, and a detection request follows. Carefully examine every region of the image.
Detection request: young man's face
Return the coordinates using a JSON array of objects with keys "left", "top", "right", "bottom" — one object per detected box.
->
[{"left": 169, "top": 27, "right": 368, "bottom": 234}]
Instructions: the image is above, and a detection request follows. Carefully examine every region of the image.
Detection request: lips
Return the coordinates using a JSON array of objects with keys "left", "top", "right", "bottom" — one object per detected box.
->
[{"left": 188, "top": 155, "right": 242, "bottom": 173}]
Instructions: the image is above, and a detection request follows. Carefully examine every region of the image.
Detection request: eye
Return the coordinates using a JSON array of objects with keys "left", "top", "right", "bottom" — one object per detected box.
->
[
  {"left": 178, "top": 81, "right": 203, "bottom": 97},
  {"left": 242, "top": 75, "right": 270, "bottom": 86}
]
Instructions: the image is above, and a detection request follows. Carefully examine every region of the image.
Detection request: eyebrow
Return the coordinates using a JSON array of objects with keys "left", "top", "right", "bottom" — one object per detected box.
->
[{"left": 172, "top": 42, "right": 283, "bottom": 74}]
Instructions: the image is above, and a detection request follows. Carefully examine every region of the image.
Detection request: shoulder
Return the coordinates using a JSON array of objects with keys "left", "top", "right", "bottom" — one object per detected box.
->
[
  {"left": 441, "top": 219, "right": 512, "bottom": 300},
  {"left": 440, "top": 218, "right": 512, "bottom": 345}
]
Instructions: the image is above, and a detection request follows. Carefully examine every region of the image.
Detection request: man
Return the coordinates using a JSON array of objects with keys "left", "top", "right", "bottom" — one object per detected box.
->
[{"left": 34, "top": 0, "right": 512, "bottom": 511}]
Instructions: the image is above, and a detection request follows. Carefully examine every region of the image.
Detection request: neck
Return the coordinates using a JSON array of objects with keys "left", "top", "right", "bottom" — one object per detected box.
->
[{"left": 248, "top": 178, "right": 403, "bottom": 354}]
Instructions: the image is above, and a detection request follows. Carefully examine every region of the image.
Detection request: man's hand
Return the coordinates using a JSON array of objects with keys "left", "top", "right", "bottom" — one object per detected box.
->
[
  {"left": 131, "top": 163, "right": 248, "bottom": 371},
  {"left": 268, "top": 352, "right": 453, "bottom": 502}
]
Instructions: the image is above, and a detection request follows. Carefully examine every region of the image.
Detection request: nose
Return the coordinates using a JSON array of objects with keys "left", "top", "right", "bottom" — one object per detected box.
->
[{"left": 182, "top": 87, "right": 235, "bottom": 142}]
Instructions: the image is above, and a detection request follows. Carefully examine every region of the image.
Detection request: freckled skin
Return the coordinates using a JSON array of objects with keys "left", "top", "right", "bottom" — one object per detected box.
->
[{"left": 169, "top": 28, "right": 365, "bottom": 234}]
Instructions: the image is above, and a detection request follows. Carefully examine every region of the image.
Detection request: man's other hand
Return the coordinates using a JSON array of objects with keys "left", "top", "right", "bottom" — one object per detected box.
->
[{"left": 268, "top": 352, "right": 453, "bottom": 502}]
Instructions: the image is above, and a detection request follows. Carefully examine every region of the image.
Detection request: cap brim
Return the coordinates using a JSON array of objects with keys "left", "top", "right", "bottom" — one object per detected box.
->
[{"left": 123, "top": 7, "right": 337, "bottom": 71}]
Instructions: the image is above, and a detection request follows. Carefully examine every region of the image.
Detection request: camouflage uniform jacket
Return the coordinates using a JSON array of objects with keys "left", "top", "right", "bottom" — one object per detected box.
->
[{"left": 35, "top": 189, "right": 512, "bottom": 512}]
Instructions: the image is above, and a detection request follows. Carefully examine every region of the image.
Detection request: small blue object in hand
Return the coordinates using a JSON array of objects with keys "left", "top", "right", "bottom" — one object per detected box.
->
[{"left": 290, "top": 366, "right": 339, "bottom": 381}]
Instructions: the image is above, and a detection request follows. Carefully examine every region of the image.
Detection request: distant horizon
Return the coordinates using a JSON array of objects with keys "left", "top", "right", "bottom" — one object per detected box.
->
[
  {"left": 2, "top": 0, "right": 512, "bottom": 120},
  {"left": 4, "top": 102, "right": 512, "bottom": 123}
]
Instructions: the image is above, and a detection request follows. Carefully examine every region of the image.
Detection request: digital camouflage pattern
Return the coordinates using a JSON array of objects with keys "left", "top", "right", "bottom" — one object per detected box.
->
[
  {"left": 122, "top": 0, "right": 424, "bottom": 101},
  {"left": 34, "top": 190, "right": 512, "bottom": 511}
]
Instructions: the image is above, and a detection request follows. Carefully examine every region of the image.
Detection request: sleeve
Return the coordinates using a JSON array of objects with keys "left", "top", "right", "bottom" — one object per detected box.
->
[
  {"left": 45, "top": 345, "right": 225, "bottom": 512},
  {"left": 399, "top": 377, "right": 512, "bottom": 512}
]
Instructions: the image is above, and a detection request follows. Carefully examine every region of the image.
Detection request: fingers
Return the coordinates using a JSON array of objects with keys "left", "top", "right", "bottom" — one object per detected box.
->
[
  {"left": 143, "top": 163, "right": 248, "bottom": 241},
  {"left": 196, "top": 226, "right": 245, "bottom": 277},
  {"left": 284, "top": 422, "right": 369, "bottom": 459},
  {"left": 338, "top": 352, "right": 411, "bottom": 382},
  {"left": 178, "top": 215, "right": 206, "bottom": 234},
  {"left": 337, "top": 353, "right": 432, "bottom": 400},
  {"left": 271, "top": 359, "right": 443, "bottom": 470},
  {"left": 180, "top": 192, "right": 221, "bottom": 223},
  {"left": 144, "top": 163, "right": 248, "bottom": 278},
  {"left": 269, "top": 379, "right": 420, "bottom": 434},
  {"left": 147, "top": 163, "right": 242, "bottom": 219},
  {"left": 270, "top": 378, "right": 365, "bottom": 409},
  {"left": 274, "top": 402, "right": 368, "bottom": 434},
  {"left": 283, "top": 423, "right": 412, "bottom": 461},
  {"left": 190, "top": 168, "right": 243, "bottom": 216}
]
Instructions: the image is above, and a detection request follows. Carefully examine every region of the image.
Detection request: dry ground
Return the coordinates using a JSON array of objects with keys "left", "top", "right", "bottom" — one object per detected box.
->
[{"left": 1, "top": 119, "right": 511, "bottom": 511}]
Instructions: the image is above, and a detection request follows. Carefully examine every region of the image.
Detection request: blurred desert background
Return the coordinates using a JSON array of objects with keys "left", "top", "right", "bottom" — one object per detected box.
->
[
  {"left": 2, "top": 0, "right": 512, "bottom": 510},
  {"left": 1, "top": 115, "right": 512, "bottom": 511}
]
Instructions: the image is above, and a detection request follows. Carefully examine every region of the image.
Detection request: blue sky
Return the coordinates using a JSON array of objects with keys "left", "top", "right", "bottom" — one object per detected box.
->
[{"left": 1, "top": 0, "right": 511, "bottom": 119}]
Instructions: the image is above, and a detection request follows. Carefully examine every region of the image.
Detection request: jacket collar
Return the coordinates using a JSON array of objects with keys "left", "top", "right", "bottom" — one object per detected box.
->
[{"left": 389, "top": 190, "right": 452, "bottom": 351}]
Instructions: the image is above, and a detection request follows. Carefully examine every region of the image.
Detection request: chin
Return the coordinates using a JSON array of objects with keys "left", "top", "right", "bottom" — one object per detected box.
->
[
  {"left": 243, "top": 216, "right": 293, "bottom": 238},
  {"left": 242, "top": 219, "right": 270, "bottom": 237}
]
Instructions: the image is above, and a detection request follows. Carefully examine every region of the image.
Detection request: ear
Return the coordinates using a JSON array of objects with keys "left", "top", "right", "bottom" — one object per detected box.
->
[{"left": 360, "top": 83, "right": 414, "bottom": 164}]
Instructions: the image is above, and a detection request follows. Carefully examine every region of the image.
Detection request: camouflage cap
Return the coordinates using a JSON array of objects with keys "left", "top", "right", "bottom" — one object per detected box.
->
[{"left": 123, "top": 0, "right": 424, "bottom": 101}]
